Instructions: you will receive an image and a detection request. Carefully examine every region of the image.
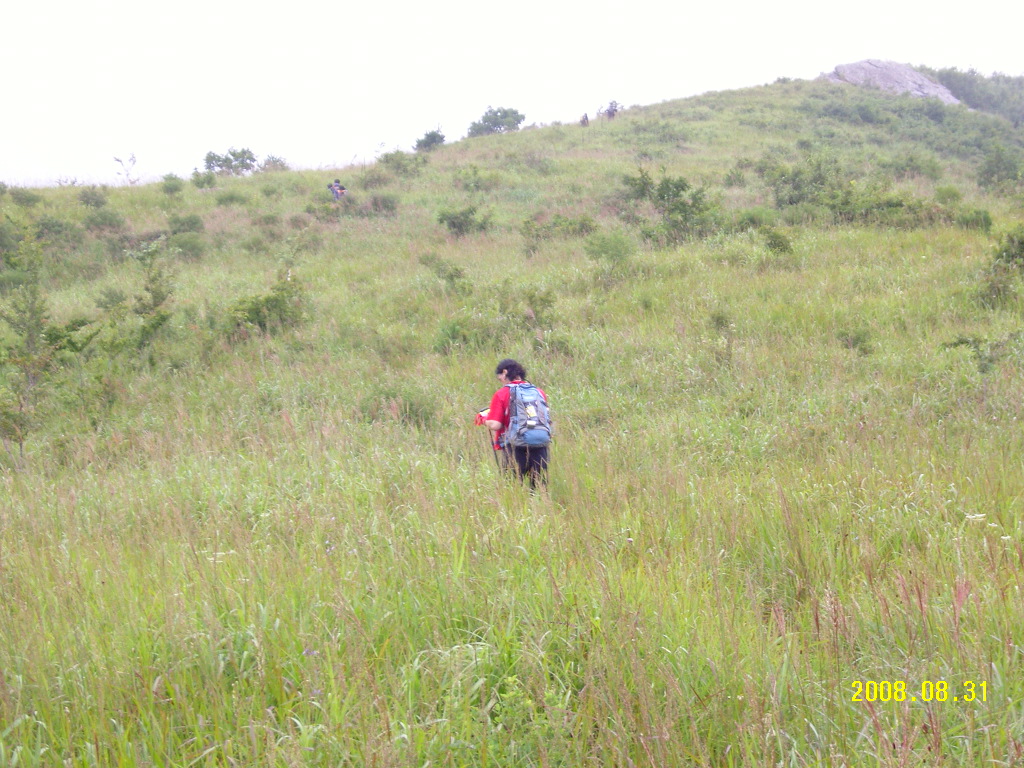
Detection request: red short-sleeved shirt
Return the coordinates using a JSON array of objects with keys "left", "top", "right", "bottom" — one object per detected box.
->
[{"left": 487, "top": 381, "right": 547, "bottom": 446}]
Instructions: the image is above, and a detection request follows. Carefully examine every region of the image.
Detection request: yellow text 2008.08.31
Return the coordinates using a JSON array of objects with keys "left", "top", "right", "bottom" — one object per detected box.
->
[{"left": 851, "top": 680, "right": 987, "bottom": 703}]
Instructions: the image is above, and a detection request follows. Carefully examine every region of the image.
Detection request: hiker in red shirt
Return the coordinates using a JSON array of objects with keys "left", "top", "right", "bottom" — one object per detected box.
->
[{"left": 475, "top": 358, "right": 551, "bottom": 488}]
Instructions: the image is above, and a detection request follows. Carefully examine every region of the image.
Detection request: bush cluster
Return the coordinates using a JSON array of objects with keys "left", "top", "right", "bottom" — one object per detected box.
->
[
  {"left": 621, "top": 167, "right": 719, "bottom": 242},
  {"left": 520, "top": 214, "right": 596, "bottom": 254},
  {"left": 78, "top": 186, "right": 108, "bottom": 208},
  {"left": 228, "top": 271, "right": 306, "bottom": 335},
  {"left": 994, "top": 225, "right": 1024, "bottom": 269},
  {"left": 437, "top": 206, "right": 490, "bottom": 237},
  {"left": 378, "top": 150, "right": 427, "bottom": 177}
]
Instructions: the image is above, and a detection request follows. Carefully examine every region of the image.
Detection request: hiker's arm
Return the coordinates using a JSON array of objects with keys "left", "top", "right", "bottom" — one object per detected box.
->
[{"left": 484, "top": 389, "right": 507, "bottom": 434}]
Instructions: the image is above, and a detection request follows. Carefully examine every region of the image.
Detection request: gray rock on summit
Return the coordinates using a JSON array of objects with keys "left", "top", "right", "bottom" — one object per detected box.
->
[{"left": 821, "top": 60, "right": 960, "bottom": 104}]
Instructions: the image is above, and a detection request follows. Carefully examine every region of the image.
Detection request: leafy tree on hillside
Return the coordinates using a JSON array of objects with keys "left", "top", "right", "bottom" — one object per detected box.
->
[
  {"left": 204, "top": 148, "right": 258, "bottom": 176},
  {"left": 258, "top": 155, "right": 290, "bottom": 173},
  {"left": 467, "top": 107, "right": 525, "bottom": 137},
  {"left": 415, "top": 129, "right": 446, "bottom": 152}
]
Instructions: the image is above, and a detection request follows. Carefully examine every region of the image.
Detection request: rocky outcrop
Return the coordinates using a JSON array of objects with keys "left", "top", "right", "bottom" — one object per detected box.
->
[{"left": 821, "top": 60, "right": 959, "bottom": 104}]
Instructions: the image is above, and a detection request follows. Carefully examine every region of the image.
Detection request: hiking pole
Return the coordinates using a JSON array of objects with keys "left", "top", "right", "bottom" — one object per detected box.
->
[
  {"left": 475, "top": 408, "right": 501, "bottom": 470},
  {"left": 484, "top": 430, "right": 501, "bottom": 470}
]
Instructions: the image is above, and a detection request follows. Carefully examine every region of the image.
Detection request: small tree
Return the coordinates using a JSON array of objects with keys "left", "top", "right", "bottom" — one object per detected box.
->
[
  {"left": 258, "top": 155, "right": 290, "bottom": 173},
  {"left": 113, "top": 153, "right": 139, "bottom": 185},
  {"left": 0, "top": 240, "right": 55, "bottom": 458},
  {"left": 467, "top": 107, "right": 525, "bottom": 137},
  {"left": 415, "top": 129, "right": 446, "bottom": 152},
  {"left": 204, "top": 148, "right": 258, "bottom": 176},
  {"left": 437, "top": 206, "right": 490, "bottom": 237}
]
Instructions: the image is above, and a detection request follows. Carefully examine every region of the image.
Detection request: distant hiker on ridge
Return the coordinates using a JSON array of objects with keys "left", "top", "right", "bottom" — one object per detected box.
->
[{"left": 327, "top": 179, "right": 346, "bottom": 202}]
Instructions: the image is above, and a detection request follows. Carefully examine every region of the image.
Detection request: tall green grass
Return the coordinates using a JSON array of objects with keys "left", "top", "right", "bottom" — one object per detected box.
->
[{"left": 2, "top": 79, "right": 1024, "bottom": 765}]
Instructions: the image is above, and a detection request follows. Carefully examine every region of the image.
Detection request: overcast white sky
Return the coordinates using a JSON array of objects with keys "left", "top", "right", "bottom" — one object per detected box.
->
[{"left": 3, "top": 0, "right": 1022, "bottom": 187}]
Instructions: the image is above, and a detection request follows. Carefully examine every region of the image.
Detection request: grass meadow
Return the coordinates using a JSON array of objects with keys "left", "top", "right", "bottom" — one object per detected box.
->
[{"left": 2, "top": 78, "right": 1024, "bottom": 766}]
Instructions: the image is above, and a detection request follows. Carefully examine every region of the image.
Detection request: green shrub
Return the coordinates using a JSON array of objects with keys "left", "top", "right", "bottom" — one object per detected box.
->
[
  {"left": 994, "top": 225, "right": 1024, "bottom": 269},
  {"left": 167, "top": 232, "right": 205, "bottom": 261},
  {"left": 724, "top": 167, "right": 746, "bottom": 187},
  {"left": 94, "top": 286, "right": 128, "bottom": 312},
  {"left": 757, "top": 150, "right": 848, "bottom": 210},
  {"left": 622, "top": 167, "right": 719, "bottom": 242},
  {"left": 837, "top": 327, "right": 873, "bottom": 355},
  {"left": 215, "top": 190, "right": 248, "bottom": 206},
  {"left": 584, "top": 229, "right": 634, "bottom": 267},
  {"left": 492, "top": 281, "right": 558, "bottom": 332},
  {"left": 9, "top": 188, "right": 43, "bottom": 208},
  {"left": 359, "top": 166, "right": 391, "bottom": 189},
  {"left": 977, "top": 262, "right": 1019, "bottom": 308},
  {"left": 364, "top": 194, "right": 398, "bottom": 217},
  {"left": 161, "top": 174, "right": 185, "bottom": 195},
  {"left": 378, "top": 150, "right": 426, "bottom": 177},
  {"left": 0, "top": 220, "right": 23, "bottom": 260},
  {"left": 306, "top": 202, "right": 341, "bottom": 223},
  {"left": 934, "top": 185, "right": 963, "bottom": 205},
  {"left": 0, "top": 270, "right": 31, "bottom": 293},
  {"left": 762, "top": 227, "right": 793, "bottom": 254},
  {"left": 254, "top": 213, "right": 281, "bottom": 227},
  {"left": 454, "top": 165, "right": 504, "bottom": 193},
  {"left": 437, "top": 206, "right": 490, "bottom": 237},
  {"left": 35, "top": 216, "right": 83, "bottom": 247},
  {"left": 433, "top": 317, "right": 482, "bottom": 354},
  {"left": 878, "top": 151, "right": 942, "bottom": 181},
  {"left": 419, "top": 253, "right": 470, "bottom": 293},
  {"left": 168, "top": 214, "right": 204, "bottom": 234},
  {"left": 191, "top": 169, "right": 216, "bottom": 188},
  {"left": 550, "top": 214, "right": 596, "bottom": 238},
  {"left": 520, "top": 214, "right": 596, "bottom": 252},
  {"left": 734, "top": 207, "right": 779, "bottom": 230},
  {"left": 78, "top": 186, "right": 108, "bottom": 208},
  {"left": 978, "top": 143, "right": 1022, "bottom": 189},
  {"left": 955, "top": 207, "right": 993, "bottom": 232},
  {"left": 83, "top": 208, "right": 125, "bottom": 232},
  {"left": 228, "top": 271, "right": 306, "bottom": 335}
]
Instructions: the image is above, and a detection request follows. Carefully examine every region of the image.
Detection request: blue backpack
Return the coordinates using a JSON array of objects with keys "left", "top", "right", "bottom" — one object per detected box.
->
[{"left": 504, "top": 383, "right": 552, "bottom": 448}]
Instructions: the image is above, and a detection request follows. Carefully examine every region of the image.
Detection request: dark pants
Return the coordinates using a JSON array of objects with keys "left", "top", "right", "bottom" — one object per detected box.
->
[{"left": 503, "top": 445, "right": 549, "bottom": 489}]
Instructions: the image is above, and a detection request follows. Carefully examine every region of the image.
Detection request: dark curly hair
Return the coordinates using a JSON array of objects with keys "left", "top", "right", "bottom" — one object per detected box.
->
[{"left": 495, "top": 358, "right": 527, "bottom": 380}]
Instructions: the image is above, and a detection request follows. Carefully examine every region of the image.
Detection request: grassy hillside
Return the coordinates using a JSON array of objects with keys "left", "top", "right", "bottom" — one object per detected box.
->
[{"left": 2, "top": 77, "right": 1024, "bottom": 766}]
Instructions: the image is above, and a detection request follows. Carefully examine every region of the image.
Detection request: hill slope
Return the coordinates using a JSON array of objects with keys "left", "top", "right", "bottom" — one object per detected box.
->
[{"left": 2, "top": 75, "right": 1024, "bottom": 765}]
